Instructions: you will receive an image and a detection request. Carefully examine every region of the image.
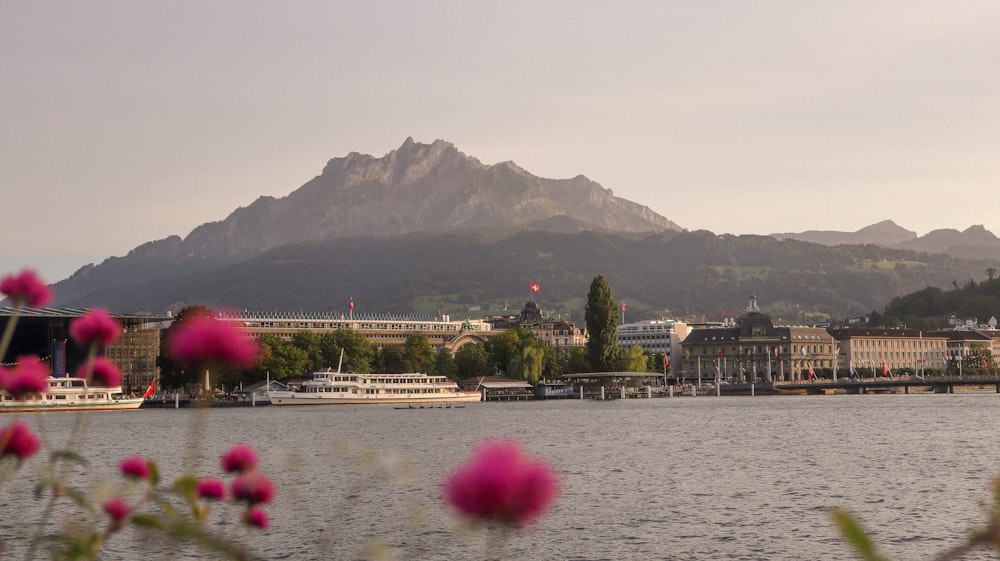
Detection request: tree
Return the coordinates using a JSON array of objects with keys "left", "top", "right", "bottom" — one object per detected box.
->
[
  {"left": 615, "top": 345, "right": 648, "bottom": 372},
  {"left": 318, "top": 330, "right": 377, "bottom": 373},
  {"left": 291, "top": 331, "right": 323, "bottom": 371},
  {"left": 585, "top": 275, "right": 619, "bottom": 371},
  {"left": 454, "top": 343, "right": 492, "bottom": 379},
  {"left": 433, "top": 347, "right": 458, "bottom": 379},
  {"left": 484, "top": 327, "right": 540, "bottom": 377},
  {"left": 257, "top": 334, "right": 310, "bottom": 381}
]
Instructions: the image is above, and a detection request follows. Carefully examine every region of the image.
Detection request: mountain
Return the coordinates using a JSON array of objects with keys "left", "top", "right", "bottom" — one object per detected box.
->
[
  {"left": 52, "top": 138, "right": 680, "bottom": 305},
  {"left": 893, "top": 225, "right": 1000, "bottom": 258},
  {"left": 55, "top": 229, "right": 993, "bottom": 324},
  {"left": 773, "top": 222, "right": 1000, "bottom": 261},
  {"left": 771, "top": 220, "right": 918, "bottom": 246}
]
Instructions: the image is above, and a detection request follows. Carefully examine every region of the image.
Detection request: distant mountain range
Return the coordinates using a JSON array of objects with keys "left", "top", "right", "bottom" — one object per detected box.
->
[
  {"left": 47, "top": 138, "right": 1000, "bottom": 322},
  {"left": 772, "top": 220, "right": 1000, "bottom": 260}
]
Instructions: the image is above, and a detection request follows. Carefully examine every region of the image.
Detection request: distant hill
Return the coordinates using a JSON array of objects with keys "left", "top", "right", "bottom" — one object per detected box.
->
[
  {"left": 52, "top": 138, "right": 680, "bottom": 305},
  {"left": 55, "top": 229, "right": 993, "bottom": 325},
  {"left": 773, "top": 221, "right": 1000, "bottom": 261},
  {"left": 772, "top": 220, "right": 917, "bottom": 246}
]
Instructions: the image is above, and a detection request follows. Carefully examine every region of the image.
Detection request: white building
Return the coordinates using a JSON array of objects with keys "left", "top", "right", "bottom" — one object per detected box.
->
[{"left": 617, "top": 319, "right": 690, "bottom": 365}]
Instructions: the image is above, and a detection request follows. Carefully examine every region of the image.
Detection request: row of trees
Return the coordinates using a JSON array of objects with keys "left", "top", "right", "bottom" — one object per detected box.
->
[{"left": 156, "top": 276, "right": 665, "bottom": 391}]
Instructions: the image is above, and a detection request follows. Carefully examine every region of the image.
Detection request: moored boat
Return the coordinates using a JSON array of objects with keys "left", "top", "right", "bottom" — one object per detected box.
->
[
  {"left": 1, "top": 376, "right": 144, "bottom": 412},
  {"left": 269, "top": 369, "right": 482, "bottom": 406}
]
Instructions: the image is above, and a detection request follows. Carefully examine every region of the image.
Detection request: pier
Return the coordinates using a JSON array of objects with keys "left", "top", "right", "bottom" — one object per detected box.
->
[{"left": 775, "top": 375, "right": 1000, "bottom": 394}]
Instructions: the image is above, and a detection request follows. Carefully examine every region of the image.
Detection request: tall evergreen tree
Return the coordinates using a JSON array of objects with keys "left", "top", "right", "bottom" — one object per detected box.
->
[{"left": 585, "top": 275, "right": 619, "bottom": 371}]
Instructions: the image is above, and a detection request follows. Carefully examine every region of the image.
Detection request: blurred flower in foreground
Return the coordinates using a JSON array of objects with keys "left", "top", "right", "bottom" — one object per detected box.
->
[
  {"left": 70, "top": 308, "right": 121, "bottom": 348},
  {"left": 0, "top": 269, "right": 52, "bottom": 308},
  {"left": 0, "top": 421, "right": 42, "bottom": 461},
  {"left": 167, "top": 314, "right": 260, "bottom": 369},
  {"left": 119, "top": 456, "right": 152, "bottom": 481},
  {"left": 102, "top": 497, "right": 131, "bottom": 522},
  {"left": 1, "top": 356, "right": 48, "bottom": 400},
  {"left": 221, "top": 443, "right": 258, "bottom": 473},
  {"left": 231, "top": 471, "right": 276, "bottom": 505},
  {"left": 78, "top": 357, "right": 122, "bottom": 387},
  {"left": 196, "top": 477, "right": 227, "bottom": 500},
  {"left": 443, "top": 440, "right": 559, "bottom": 527},
  {"left": 244, "top": 506, "right": 269, "bottom": 530}
]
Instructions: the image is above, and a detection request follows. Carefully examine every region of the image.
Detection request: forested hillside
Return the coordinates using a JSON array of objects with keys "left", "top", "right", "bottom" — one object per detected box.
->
[{"left": 60, "top": 230, "right": 993, "bottom": 324}]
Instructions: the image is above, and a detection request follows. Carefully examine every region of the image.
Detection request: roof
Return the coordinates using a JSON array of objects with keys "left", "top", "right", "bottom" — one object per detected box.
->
[{"left": 479, "top": 381, "right": 533, "bottom": 389}]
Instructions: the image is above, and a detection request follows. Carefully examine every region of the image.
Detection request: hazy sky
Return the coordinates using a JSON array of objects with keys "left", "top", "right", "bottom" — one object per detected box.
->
[{"left": 3, "top": 1, "right": 999, "bottom": 283}]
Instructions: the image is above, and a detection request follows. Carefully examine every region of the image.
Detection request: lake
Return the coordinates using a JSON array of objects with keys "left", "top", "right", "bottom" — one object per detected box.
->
[{"left": 4, "top": 393, "right": 1000, "bottom": 560}]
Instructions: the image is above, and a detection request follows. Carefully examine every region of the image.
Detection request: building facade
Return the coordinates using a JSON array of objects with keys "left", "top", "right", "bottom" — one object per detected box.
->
[
  {"left": 616, "top": 319, "right": 690, "bottom": 366},
  {"left": 483, "top": 300, "right": 586, "bottom": 347},
  {"left": 679, "top": 296, "right": 836, "bottom": 382},
  {"left": 829, "top": 328, "right": 949, "bottom": 375}
]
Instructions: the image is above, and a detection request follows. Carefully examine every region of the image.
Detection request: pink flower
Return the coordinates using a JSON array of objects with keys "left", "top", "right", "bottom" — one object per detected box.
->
[
  {"left": 0, "top": 421, "right": 42, "bottom": 460},
  {"left": 77, "top": 357, "right": 122, "bottom": 387},
  {"left": 119, "top": 456, "right": 152, "bottom": 480},
  {"left": 2, "top": 356, "right": 48, "bottom": 400},
  {"left": 0, "top": 269, "right": 52, "bottom": 308},
  {"left": 244, "top": 506, "right": 269, "bottom": 530},
  {"left": 443, "top": 440, "right": 559, "bottom": 527},
  {"left": 231, "top": 472, "right": 275, "bottom": 505},
  {"left": 69, "top": 309, "right": 121, "bottom": 348},
  {"left": 167, "top": 315, "right": 259, "bottom": 369},
  {"left": 102, "top": 497, "right": 131, "bottom": 522},
  {"left": 221, "top": 443, "right": 258, "bottom": 473},
  {"left": 196, "top": 477, "right": 226, "bottom": 500}
]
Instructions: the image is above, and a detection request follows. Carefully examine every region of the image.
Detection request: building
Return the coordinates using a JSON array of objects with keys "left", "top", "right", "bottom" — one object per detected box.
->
[
  {"left": 829, "top": 328, "right": 949, "bottom": 375},
  {"left": 616, "top": 319, "right": 690, "bottom": 366},
  {"left": 0, "top": 307, "right": 166, "bottom": 394},
  {"left": 219, "top": 310, "right": 493, "bottom": 351},
  {"left": 483, "top": 300, "right": 585, "bottom": 347},
  {"left": 679, "top": 296, "right": 836, "bottom": 382}
]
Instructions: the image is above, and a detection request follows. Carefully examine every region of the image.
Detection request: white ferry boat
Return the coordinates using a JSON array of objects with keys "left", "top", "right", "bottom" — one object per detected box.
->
[
  {"left": 1, "top": 376, "right": 144, "bottom": 412},
  {"left": 268, "top": 369, "right": 482, "bottom": 406}
]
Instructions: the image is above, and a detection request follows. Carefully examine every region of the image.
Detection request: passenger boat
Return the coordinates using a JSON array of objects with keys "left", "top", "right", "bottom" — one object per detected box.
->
[
  {"left": 0, "top": 376, "right": 145, "bottom": 412},
  {"left": 268, "top": 369, "right": 482, "bottom": 406}
]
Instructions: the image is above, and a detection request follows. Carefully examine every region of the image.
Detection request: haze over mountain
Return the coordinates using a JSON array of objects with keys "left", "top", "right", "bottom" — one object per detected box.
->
[
  {"left": 772, "top": 221, "right": 1000, "bottom": 260},
  {"left": 45, "top": 138, "right": 998, "bottom": 322},
  {"left": 52, "top": 138, "right": 679, "bottom": 305}
]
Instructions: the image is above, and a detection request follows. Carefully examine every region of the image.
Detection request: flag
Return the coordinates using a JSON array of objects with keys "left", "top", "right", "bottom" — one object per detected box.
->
[
  {"left": 663, "top": 355, "right": 669, "bottom": 368},
  {"left": 807, "top": 362, "right": 815, "bottom": 379},
  {"left": 621, "top": 301, "right": 626, "bottom": 313},
  {"left": 982, "top": 357, "right": 991, "bottom": 371},
  {"left": 800, "top": 347, "right": 806, "bottom": 357},
  {"left": 142, "top": 380, "right": 155, "bottom": 399},
  {"left": 350, "top": 297, "right": 354, "bottom": 312},
  {"left": 849, "top": 364, "right": 857, "bottom": 379},
  {"left": 530, "top": 282, "right": 540, "bottom": 293},
  {"left": 774, "top": 346, "right": 779, "bottom": 356},
  {"left": 717, "top": 349, "right": 723, "bottom": 358},
  {"left": 881, "top": 361, "right": 888, "bottom": 376}
]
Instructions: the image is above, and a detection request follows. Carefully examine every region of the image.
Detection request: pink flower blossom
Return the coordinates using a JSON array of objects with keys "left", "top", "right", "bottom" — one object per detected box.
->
[
  {"left": 231, "top": 472, "right": 275, "bottom": 505},
  {"left": 196, "top": 477, "right": 227, "bottom": 500},
  {"left": 221, "top": 443, "right": 258, "bottom": 473},
  {"left": 119, "top": 456, "right": 152, "bottom": 480},
  {"left": 167, "top": 315, "right": 260, "bottom": 369},
  {"left": 77, "top": 357, "right": 122, "bottom": 387},
  {"left": 2, "top": 356, "right": 48, "bottom": 400},
  {"left": 102, "top": 497, "right": 131, "bottom": 522},
  {"left": 0, "top": 269, "right": 52, "bottom": 308},
  {"left": 69, "top": 309, "right": 121, "bottom": 348},
  {"left": 0, "top": 422, "right": 42, "bottom": 460},
  {"left": 443, "top": 440, "right": 559, "bottom": 527},
  {"left": 244, "top": 506, "right": 270, "bottom": 530}
]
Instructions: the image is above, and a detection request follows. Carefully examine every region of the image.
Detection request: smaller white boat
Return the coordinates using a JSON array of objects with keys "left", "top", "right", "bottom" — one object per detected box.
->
[{"left": 0, "top": 376, "right": 145, "bottom": 412}]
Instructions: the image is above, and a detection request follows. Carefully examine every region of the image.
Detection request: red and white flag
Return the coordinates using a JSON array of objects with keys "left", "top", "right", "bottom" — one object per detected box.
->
[
  {"left": 349, "top": 297, "right": 354, "bottom": 312},
  {"left": 142, "top": 380, "right": 155, "bottom": 399},
  {"left": 529, "top": 282, "right": 540, "bottom": 293},
  {"left": 621, "top": 301, "right": 626, "bottom": 313},
  {"left": 663, "top": 355, "right": 669, "bottom": 368}
]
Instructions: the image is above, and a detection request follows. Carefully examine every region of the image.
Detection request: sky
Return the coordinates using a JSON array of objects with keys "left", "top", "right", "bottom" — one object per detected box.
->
[{"left": 3, "top": 2, "right": 1000, "bottom": 283}]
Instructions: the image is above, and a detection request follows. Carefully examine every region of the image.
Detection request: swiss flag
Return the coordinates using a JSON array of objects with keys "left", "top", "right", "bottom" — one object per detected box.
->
[
  {"left": 142, "top": 380, "right": 155, "bottom": 399},
  {"left": 621, "top": 301, "right": 626, "bottom": 313},
  {"left": 350, "top": 297, "right": 354, "bottom": 311},
  {"left": 530, "top": 282, "right": 540, "bottom": 293},
  {"left": 663, "top": 355, "right": 669, "bottom": 368}
]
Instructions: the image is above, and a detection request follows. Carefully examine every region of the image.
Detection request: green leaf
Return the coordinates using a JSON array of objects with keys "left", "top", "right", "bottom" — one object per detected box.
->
[
  {"left": 50, "top": 448, "right": 89, "bottom": 466},
  {"left": 830, "top": 508, "right": 885, "bottom": 561},
  {"left": 130, "top": 513, "right": 165, "bottom": 530},
  {"left": 65, "top": 486, "right": 94, "bottom": 512}
]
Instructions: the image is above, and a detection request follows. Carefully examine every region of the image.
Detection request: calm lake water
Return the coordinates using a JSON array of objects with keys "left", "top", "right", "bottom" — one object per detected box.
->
[{"left": 4, "top": 393, "right": 1000, "bottom": 561}]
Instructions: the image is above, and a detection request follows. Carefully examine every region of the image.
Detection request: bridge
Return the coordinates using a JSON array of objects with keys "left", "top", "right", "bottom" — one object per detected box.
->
[{"left": 776, "top": 375, "right": 1000, "bottom": 394}]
